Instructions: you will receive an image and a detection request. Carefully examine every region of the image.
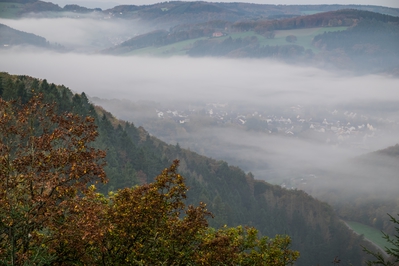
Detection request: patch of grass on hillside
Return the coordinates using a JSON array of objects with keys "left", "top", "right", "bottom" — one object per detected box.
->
[
  {"left": 262, "top": 27, "right": 347, "bottom": 51},
  {"left": 125, "top": 36, "right": 208, "bottom": 56},
  {"left": 227, "top": 31, "right": 263, "bottom": 39},
  {"left": 0, "top": 2, "right": 23, "bottom": 18},
  {"left": 346, "top": 220, "right": 395, "bottom": 251}
]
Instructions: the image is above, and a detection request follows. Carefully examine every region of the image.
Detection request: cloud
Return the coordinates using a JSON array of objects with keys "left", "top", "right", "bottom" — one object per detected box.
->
[
  {"left": 0, "top": 17, "right": 145, "bottom": 52},
  {"left": 1, "top": 50, "right": 398, "bottom": 184},
  {"left": 2, "top": 52, "right": 397, "bottom": 104},
  {"left": 0, "top": 51, "right": 398, "bottom": 111}
]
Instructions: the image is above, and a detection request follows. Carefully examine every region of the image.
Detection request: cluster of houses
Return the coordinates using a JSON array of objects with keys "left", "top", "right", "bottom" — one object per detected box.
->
[
  {"left": 156, "top": 109, "right": 190, "bottom": 124},
  {"left": 155, "top": 103, "right": 384, "bottom": 148}
]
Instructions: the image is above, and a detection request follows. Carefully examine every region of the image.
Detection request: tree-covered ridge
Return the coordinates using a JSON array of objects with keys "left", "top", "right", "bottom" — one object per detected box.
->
[
  {"left": 312, "top": 18, "right": 399, "bottom": 72},
  {"left": 99, "top": 9, "right": 399, "bottom": 74},
  {"left": 3, "top": 0, "right": 398, "bottom": 19},
  {"left": 0, "top": 95, "right": 299, "bottom": 264},
  {"left": 0, "top": 23, "right": 48, "bottom": 47},
  {"left": 0, "top": 72, "right": 374, "bottom": 265},
  {"left": 232, "top": 9, "right": 399, "bottom": 33}
]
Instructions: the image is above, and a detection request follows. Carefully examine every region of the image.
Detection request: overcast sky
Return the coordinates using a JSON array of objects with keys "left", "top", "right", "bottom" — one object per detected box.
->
[{"left": 49, "top": 0, "right": 399, "bottom": 9}]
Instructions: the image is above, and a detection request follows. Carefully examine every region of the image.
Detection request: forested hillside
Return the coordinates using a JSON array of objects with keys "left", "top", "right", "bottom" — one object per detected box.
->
[
  {"left": 312, "top": 16, "right": 399, "bottom": 73},
  {"left": 0, "top": 72, "right": 377, "bottom": 265},
  {"left": 0, "top": 23, "right": 48, "bottom": 47},
  {"left": 100, "top": 9, "right": 399, "bottom": 74}
]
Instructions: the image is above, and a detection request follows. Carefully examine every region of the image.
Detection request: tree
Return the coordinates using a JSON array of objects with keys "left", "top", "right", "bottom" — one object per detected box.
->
[
  {"left": 0, "top": 94, "right": 299, "bottom": 265},
  {"left": 98, "top": 160, "right": 299, "bottom": 265},
  {"left": 0, "top": 76, "right": 4, "bottom": 96},
  {"left": 0, "top": 95, "right": 107, "bottom": 265},
  {"left": 363, "top": 213, "right": 399, "bottom": 266},
  {"left": 285, "top": 35, "right": 297, "bottom": 43}
]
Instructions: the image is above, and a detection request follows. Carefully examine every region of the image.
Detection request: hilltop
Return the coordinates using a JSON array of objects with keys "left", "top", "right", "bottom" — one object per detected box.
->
[{"left": 0, "top": 22, "right": 47, "bottom": 47}]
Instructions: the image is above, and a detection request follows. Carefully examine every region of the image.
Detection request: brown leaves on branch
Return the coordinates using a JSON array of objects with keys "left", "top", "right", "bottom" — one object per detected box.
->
[
  {"left": 0, "top": 95, "right": 106, "bottom": 265},
  {"left": 0, "top": 96, "right": 299, "bottom": 265}
]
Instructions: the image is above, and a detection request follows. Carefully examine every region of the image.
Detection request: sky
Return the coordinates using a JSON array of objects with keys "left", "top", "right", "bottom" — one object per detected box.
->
[{"left": 49, "top": 0, "right": 399, "bottom": 9}]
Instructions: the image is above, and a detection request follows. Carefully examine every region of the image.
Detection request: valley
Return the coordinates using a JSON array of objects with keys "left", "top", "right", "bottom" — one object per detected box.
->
[{"left": 1, "top": 0, "right": 399, "bottom": 264}]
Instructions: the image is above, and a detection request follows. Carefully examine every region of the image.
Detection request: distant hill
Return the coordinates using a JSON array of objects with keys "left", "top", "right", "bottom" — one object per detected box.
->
[
  {"left": 375, "top": 143, "right": 399, "bottom": 157},
  {"left": 101, "top": 30, "right": 169, "bottom": 55},
  {"left": 103, "top": 2, "right": 399, "bottom": 24},
  {"left": 312, "top": 12, "right": 399, "bottom": 73},
  {"left": 63, "top": 4, "right": 101, "bottom": 13},
  {"left": 101, "top": 9, "right": 399, "bottom": 74},
  {"left": 2, "top": 1, "right": 399, "bottom": 20},
  {"left": 0, "top": 22, "right": 47, "bottom": 47},
  {"left": 0, "top": 72, "right": 375, "bottom": 265},
  {"left": 1, "top": 1, "right": 398, "bottom": 74},
  {"left": 0, "top": 0, "right": 99, "bottom": 18},
  {"left": 0, "top": 22, "right": 66, "bottom": 50},
  {"left": 20, "top": 0, "right": 62, "bottom": 13},
  {"left": 0, "top": 0, "right": 37, "bottom": 3}
]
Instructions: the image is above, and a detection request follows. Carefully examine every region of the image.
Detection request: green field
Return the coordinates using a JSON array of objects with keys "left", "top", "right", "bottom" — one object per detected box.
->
[
  {"left": 345, "top": 220, "right": 395, "bottom": 251},
  {"left": 125, "top": 36, "right": 209, "bottom": 56},
  {"left": 0, "top": 2, "right": 23, "bottom": 18},
  {"left": 124, "top": 26, "right": 348, "bottom": 56}
]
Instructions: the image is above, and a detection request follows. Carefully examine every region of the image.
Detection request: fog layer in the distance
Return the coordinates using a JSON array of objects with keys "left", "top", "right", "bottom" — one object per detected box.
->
[{"left": 1, "top": 51, "right": 398, "bottom": 190}]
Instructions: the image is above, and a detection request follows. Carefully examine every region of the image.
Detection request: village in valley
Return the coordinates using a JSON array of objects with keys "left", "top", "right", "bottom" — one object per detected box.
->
[{"left": 154, "top": 101, "right": 394, "bottom": 151}]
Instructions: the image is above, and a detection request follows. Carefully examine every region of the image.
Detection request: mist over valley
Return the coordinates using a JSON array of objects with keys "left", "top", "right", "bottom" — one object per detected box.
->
[{"left": 1, "top": 1, "right": 399, "bottom": 264}]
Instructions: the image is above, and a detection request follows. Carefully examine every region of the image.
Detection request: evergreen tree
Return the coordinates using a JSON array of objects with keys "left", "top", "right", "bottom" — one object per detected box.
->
[
  {"left": 2, "top": 78, "right": 17, "bottom": 100},
  {"left": 0, "top": 76, "right": 3, "bottom": 96}
]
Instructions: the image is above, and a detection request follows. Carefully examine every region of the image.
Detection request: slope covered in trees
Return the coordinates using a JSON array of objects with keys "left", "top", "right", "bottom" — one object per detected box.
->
[
  {"left": 312, "top": 17, "right": 399, "bottom": 73},
  {"left": 0, "top": 23, "right": 48, "bottom": 47},
  {"left": 0, "top": 72, "right": 375, "bottom": 265},
  {"left": 100, "top": 8, "right": 399, "bottom": 74},
  {"left": 0, "top": 99, "right": 299, "bottom": 265}
]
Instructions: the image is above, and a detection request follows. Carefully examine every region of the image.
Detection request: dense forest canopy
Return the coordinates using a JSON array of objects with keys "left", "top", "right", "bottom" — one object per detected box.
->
[{"left": 0, "top": 98, "right": 299, "bottom": 265}]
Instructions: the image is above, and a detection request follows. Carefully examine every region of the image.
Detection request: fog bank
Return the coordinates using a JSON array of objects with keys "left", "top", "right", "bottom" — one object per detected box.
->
[
  {"left": 1, "top": 51, "right": 398, "bottom": 105},
  {"left": 1, "top": 51, "right": 398, "bottom": 187}
]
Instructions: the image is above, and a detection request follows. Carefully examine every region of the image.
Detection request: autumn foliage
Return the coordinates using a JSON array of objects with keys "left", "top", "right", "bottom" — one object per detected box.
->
[
  {"left": 0, "top": 96, "right": 299, "bottom": 265},
  {"left": 0, "top": 95, "right": 107, "bottom": 264}
]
